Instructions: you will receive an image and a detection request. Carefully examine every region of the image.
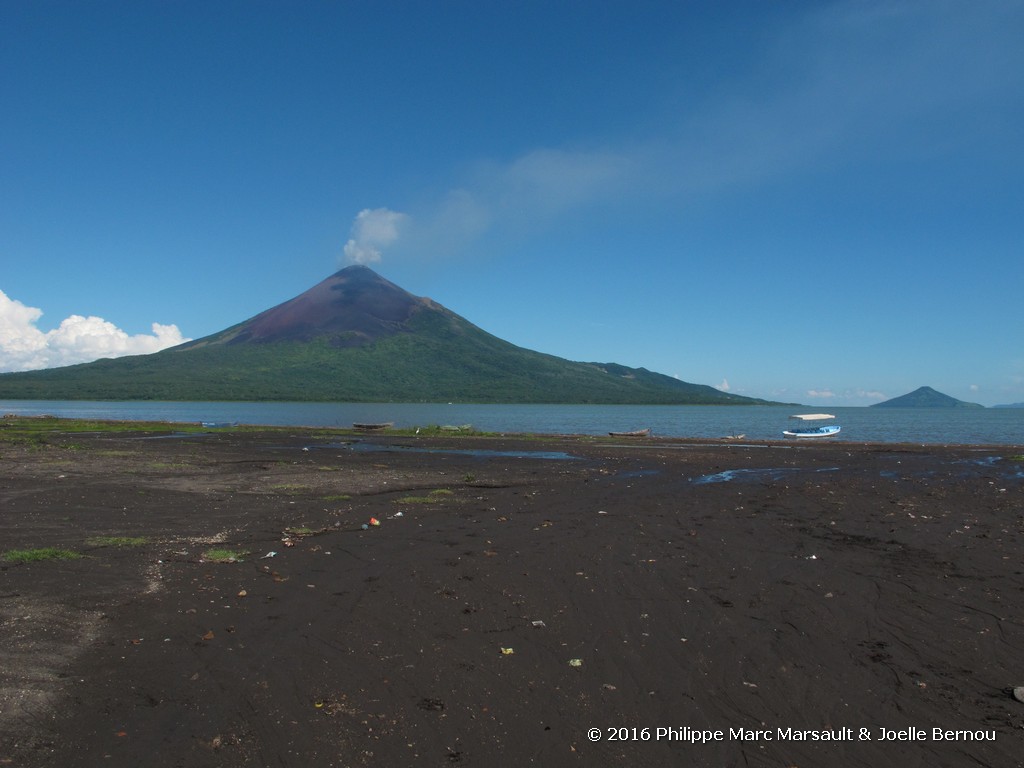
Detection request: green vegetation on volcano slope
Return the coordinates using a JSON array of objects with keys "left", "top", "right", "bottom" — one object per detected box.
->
[{"left": 0, "top": 314, "right": 769, "bottom": 404}]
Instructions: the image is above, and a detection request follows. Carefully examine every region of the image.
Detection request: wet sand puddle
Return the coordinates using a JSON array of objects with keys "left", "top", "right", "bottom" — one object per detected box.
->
[
  {"left": 616, "top": 469, "right": 662, "bottom": 479},
  {"left": 692, "top": 466, "right": 841, "bottom": 485},
  {"left": 957, "top": 455, "right": 1024, "bottom": 482},
  {"left": 879, "top": 453, "right": 1024, "bottom": 484},
  {"left": 313, "top": 441, "right": 580, "bottom": 461},
  {"left": 692, "top": 454, "right": 1024, "bottom": 486}
]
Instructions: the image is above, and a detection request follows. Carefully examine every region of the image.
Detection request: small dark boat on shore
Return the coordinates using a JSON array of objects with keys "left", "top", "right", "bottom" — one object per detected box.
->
[
  {"left": 353, "top": 422, "right": 394, "bottom": 431},
  {"left": 608, "top": 428, "right": 651, "bottom": 437}
]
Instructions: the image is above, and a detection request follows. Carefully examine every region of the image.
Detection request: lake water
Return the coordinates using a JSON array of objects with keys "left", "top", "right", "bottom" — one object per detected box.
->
[{"left": 2, "top": 400, "right": 1022, "bottom": 445}]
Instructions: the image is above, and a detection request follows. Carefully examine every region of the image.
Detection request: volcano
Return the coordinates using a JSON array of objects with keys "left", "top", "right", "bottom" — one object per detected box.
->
[
  {"left": 0, "top": 266, "right": 771, "bottom": 405},
  {"left": 870, "top": 386, "right": 984, "bottom": 408}
]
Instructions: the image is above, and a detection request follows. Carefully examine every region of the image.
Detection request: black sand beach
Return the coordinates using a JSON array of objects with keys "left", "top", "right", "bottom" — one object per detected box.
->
[{"left": 2, "top": 424, "right": 1023, "bottom": 767}]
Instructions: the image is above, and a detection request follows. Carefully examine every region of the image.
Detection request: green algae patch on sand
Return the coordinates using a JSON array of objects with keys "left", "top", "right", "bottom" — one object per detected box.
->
[
  {"left": 3, "top": 547, "right": 83, "bottom": 564},
  {"left": 86, "top": 536, "right": 150, "bottom": 547},
  {"left": 201, "top": 548, "right": 248, "bottom": 563},
  {"left": 396, "top": 488, "right": 455, "bottom": 504}
]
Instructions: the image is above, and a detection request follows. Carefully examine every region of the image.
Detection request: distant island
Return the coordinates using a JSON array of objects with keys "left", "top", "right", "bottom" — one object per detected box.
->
[
  {"left": 0, "top": 266, "right": 778, "bottom": 406},
  {"left": 870, "top": 386, "right": 984, "bottom": 409},
  {"left": 992, "top": 402, "right": 1024, "bottom": 409}
]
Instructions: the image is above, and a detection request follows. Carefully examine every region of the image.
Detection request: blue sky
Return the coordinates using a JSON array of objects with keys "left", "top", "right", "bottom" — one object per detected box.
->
[{"left": 2, "top": 0, "right": 1022, "bottom": 406}]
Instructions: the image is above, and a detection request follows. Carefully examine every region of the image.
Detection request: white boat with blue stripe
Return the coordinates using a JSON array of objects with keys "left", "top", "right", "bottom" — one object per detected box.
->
[{"left": 783, "top": 413, "right": 841, "bottom": 438}]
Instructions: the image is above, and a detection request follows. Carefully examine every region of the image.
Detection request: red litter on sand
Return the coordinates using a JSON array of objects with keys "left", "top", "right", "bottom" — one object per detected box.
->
[{"left": 369, "top": 517, "right": 381, "bottom": 527}]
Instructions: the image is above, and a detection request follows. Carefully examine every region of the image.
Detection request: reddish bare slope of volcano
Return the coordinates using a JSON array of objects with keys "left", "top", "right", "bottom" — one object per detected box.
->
[{"left": 182, "top": 265, "right": 441, "bottom": 348}]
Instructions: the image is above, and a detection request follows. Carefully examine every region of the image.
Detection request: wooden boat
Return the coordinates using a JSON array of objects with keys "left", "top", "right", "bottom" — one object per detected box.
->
[
  {"left": 608, "top": 428, "right": 651, "bottom": 437},
  {"left": 352, "top": 422, "right": 394, "bottom": 431},
  {"left": 783, "top": 414, "right": 841, "bottom": 438}
]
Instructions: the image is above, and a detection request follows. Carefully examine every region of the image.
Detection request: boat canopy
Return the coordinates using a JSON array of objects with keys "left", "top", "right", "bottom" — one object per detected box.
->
[{"left": 789, "top": 413, "right": 836, "bottom": 421}]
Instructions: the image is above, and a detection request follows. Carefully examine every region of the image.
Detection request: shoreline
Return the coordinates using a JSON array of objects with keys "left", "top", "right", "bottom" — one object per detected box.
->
[
  {"left": 4, "top": 404, "right": 1022, "bottom": 446},
  {"left": 4, "top": 413, "right": 1022, "bottom": 453},
  {"left": 2, "top": 424, "right": 1022, "bottom": 766}
]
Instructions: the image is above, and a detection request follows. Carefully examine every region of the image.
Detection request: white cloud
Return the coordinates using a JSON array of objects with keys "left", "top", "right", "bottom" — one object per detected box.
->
[
  {"left": 342, "top": 208, "right": 409, "bottom": 265},
  {"left": 856, "top": 389, "right": 886, "bottom": 402},
  {"left": 716, "top": 378, "right": 730, "bottom": 391},
  {"left": 0, "top": 290, "right": 188, "bottom": 372},
  {"left": 805, "top": 387, "right": 887, "bottom": 405}
]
